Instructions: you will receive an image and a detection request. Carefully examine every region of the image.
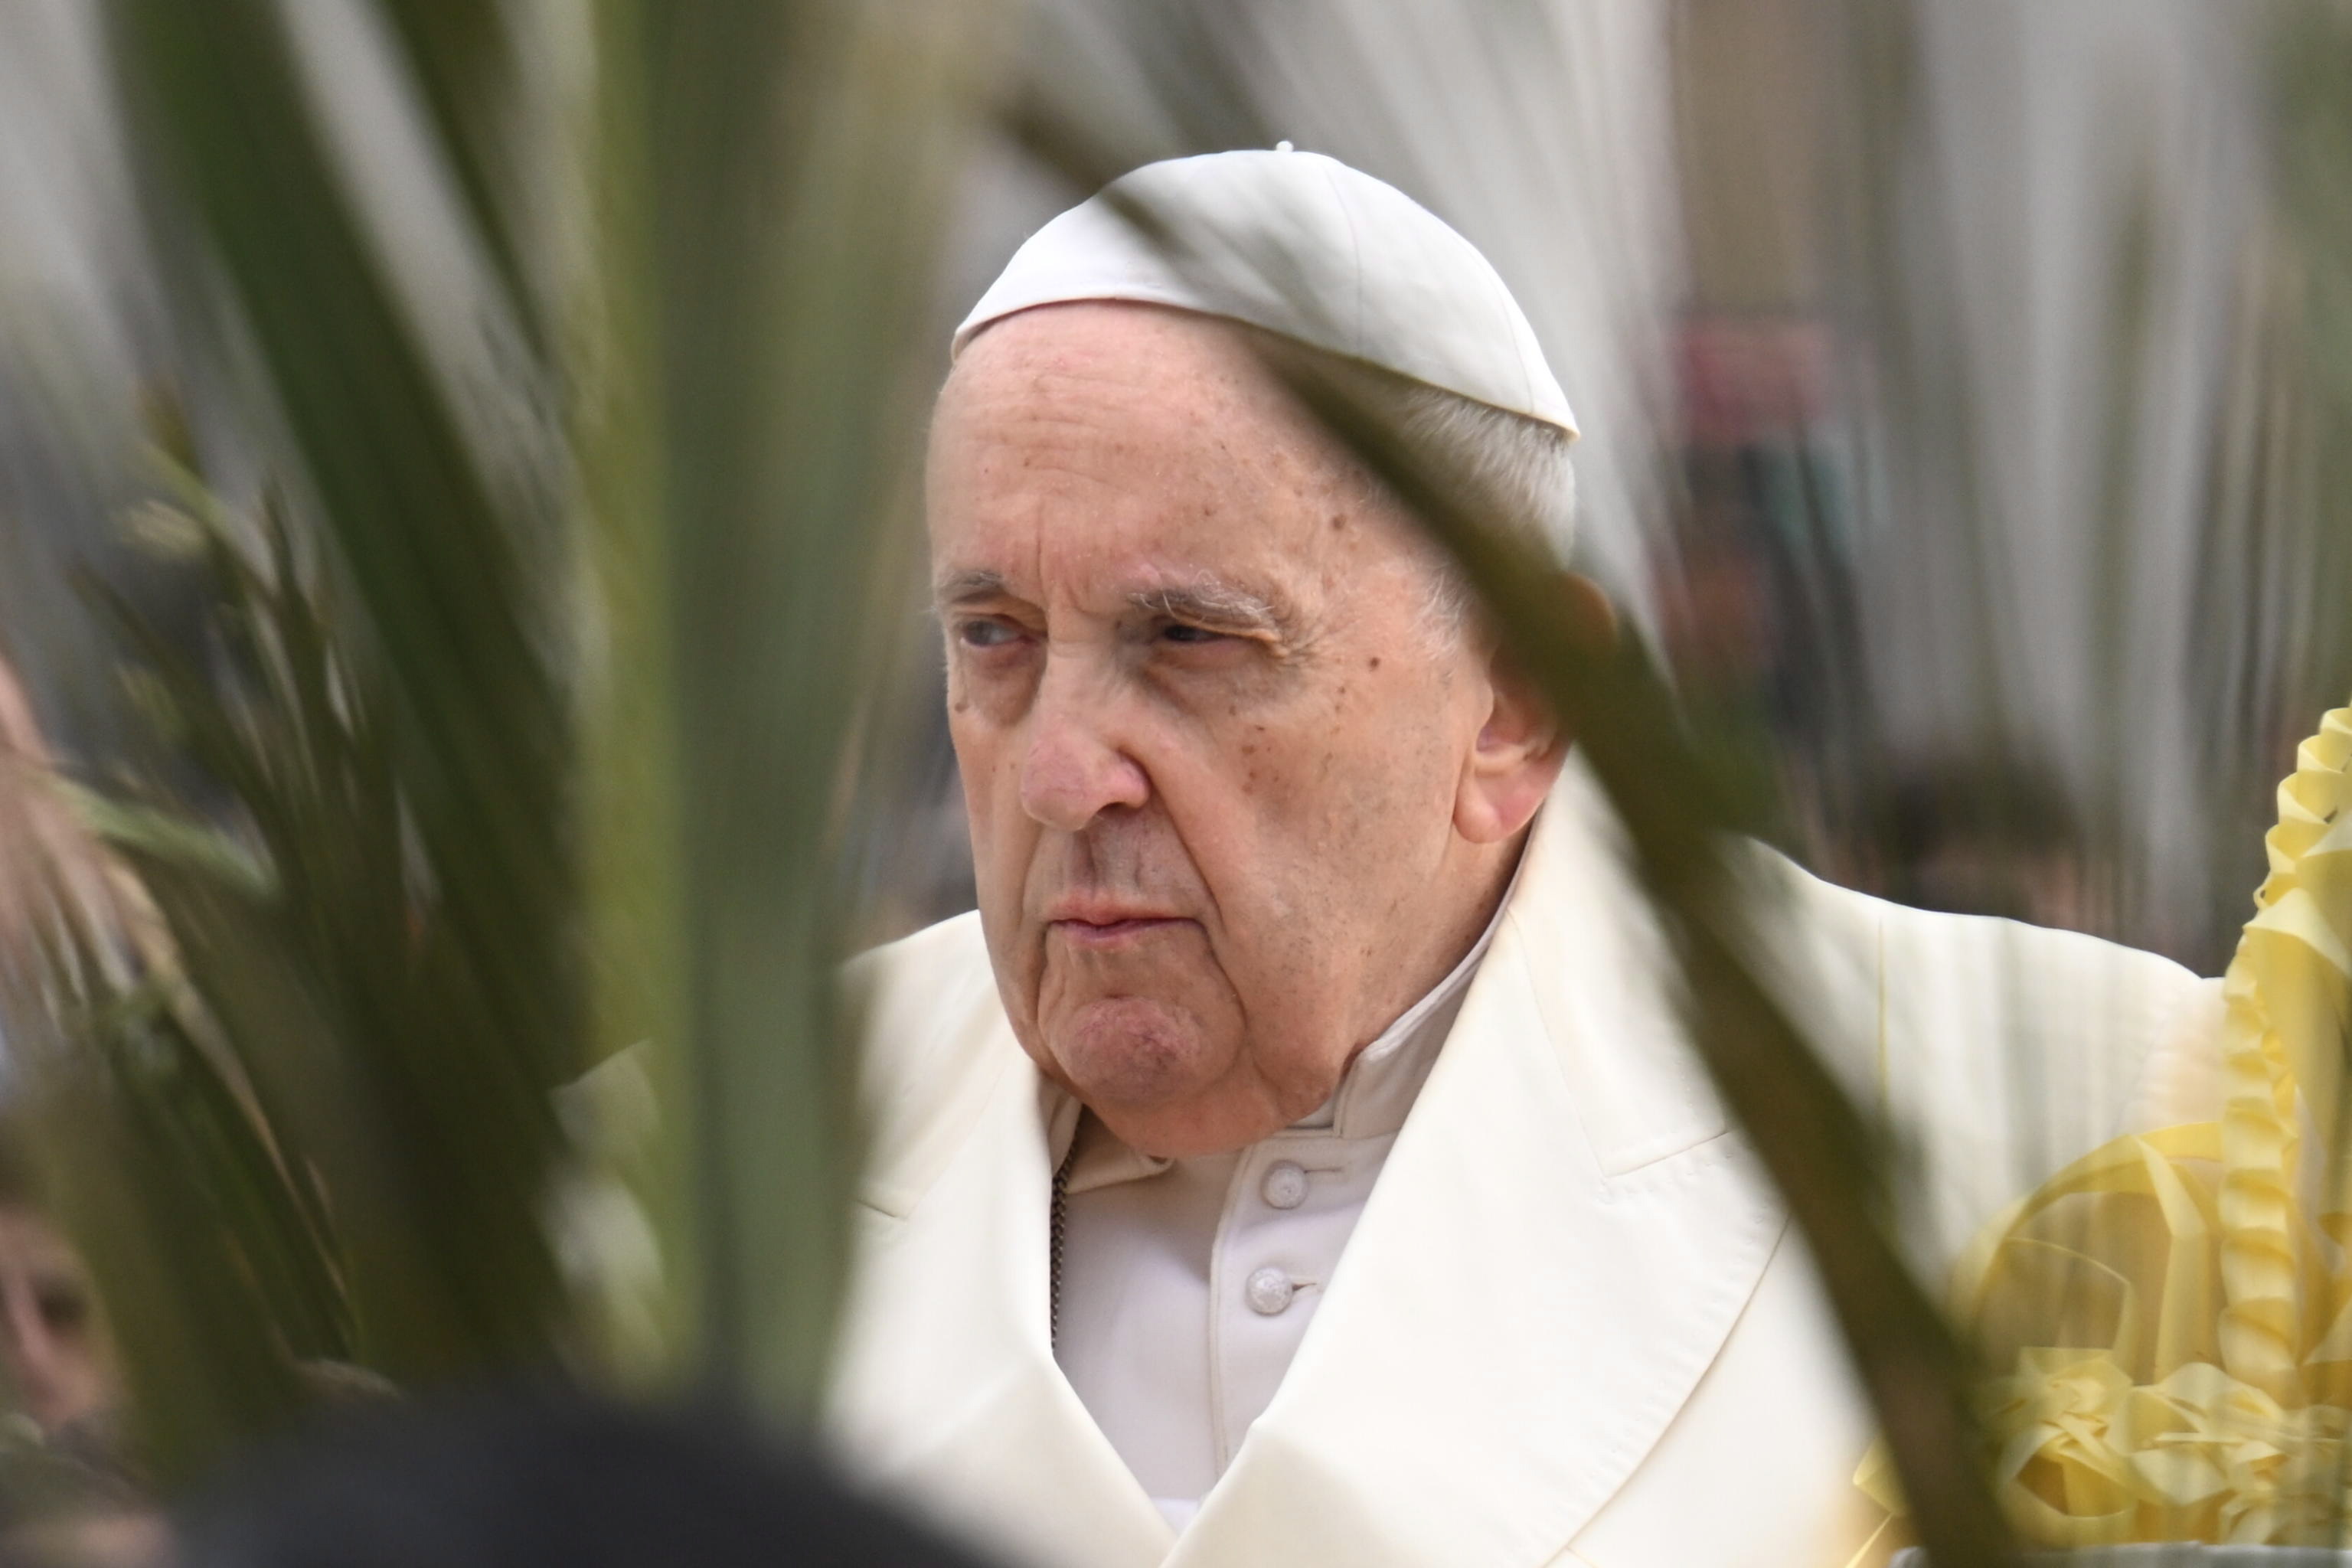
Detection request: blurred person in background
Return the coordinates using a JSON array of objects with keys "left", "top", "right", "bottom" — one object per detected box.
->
[
  {"left": 1869, "top": 760, "right": 2105, "bottom": 936},
  {"left": 0, "top": 655, "right": 161, "bottom": 1568},
  {"left": 0, "top": 654, "right": 129, "bottom": 1457},
  {"left": 0, "top": 1143, "right": 116, "bottom": 1449},
  {"left": 0, "top": 1181, "right": 152, "bottom": 1568},
  {"left": 0, "top": 1134, "right": 157, "bottom": 1568},
  {"left": 826, "top": 149, "right": 2223, "bottom": 1568}
]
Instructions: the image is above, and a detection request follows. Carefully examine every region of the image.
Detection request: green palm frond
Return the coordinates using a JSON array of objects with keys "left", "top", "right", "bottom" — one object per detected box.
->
[
  {"left": 33, "top": 446, "right": 566, "bottom": 1478},
  {"left": 0, "top": 0, "right": 1001, "bottom": 1488}
]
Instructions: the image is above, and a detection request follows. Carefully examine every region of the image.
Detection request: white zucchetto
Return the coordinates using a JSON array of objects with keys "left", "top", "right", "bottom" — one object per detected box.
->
[{"left": 954, "top": 148, "right": 1579, "bottom": 438}]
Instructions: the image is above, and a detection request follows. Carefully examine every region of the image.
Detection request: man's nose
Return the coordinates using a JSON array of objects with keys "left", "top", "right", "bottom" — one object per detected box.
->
[{"left": 1018, "top": 662, "right": 1150, "bottom": 833}]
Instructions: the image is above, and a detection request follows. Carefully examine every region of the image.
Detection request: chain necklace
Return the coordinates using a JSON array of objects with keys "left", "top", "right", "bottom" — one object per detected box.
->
[{"left": 1049, "top": 1134, "right": 1079, "bottom": 1350}]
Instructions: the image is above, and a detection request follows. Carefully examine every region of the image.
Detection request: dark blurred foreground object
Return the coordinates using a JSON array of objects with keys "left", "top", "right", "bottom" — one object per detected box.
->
[{"left": 174, "top": 1395, "right": 997, "bottom": 1568}]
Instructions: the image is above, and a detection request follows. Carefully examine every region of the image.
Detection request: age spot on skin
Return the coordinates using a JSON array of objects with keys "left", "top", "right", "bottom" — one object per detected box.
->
[{"left": 1368, "top": 657, "right": 1381, "bottom": 671}]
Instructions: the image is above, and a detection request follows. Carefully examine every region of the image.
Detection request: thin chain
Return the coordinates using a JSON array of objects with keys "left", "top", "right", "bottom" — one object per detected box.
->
[{"left": 1049, "top": 1131, "right": 1079, "bottom": 1350}]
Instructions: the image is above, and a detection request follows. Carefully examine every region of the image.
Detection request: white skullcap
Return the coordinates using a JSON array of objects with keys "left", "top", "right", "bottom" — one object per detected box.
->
[{"left": 955, "top": 148, "right": 1578, "bottom": 438}]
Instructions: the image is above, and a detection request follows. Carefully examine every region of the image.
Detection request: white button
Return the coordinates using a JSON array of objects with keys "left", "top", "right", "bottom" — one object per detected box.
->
[
  {"left": 1244, "top": 1266, "right": 1295, "bottom": 1315},
  {"left": 1262, "top": 1161, "right": 1309, "bottom": 1210}
]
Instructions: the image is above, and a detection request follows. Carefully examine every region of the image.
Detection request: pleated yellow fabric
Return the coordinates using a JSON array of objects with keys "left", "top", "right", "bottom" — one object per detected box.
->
[{"left": 1906, "top": 707, "right": 2352, "bottom": 1548}]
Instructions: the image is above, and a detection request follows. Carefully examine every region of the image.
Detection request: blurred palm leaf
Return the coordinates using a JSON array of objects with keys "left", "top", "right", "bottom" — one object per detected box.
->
[
  {"left": 28, "top": 961, "right": 325, "bottom": 1488},
  {"left": 48, "top": 453, "right": 564, "bottom": 1478},
  {"left": 603, "top": 0, "right": 996, "bottom": 1404},
  {"left": 0, "top": 0, "right": 1001, "bottom": 1494},
  {"left": 369, "top": 0, "right": 544, "bottom": 347}
]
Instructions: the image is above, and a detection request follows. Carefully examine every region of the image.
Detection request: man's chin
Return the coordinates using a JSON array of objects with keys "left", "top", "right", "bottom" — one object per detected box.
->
[
  {"left": 1045, "top": 996, "right": 1229, "bottom": 1116},
  {"left": 1040, "top": 999, "right": 1305, "bottom": 1158}
]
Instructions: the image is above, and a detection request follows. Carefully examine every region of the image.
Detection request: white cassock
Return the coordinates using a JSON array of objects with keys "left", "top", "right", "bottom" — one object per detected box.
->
[
  {"left": 825, "top": 763, "right": 2222, "bottom": 1568},
  {"left": 1055, "top": 887, "right": 1500, "bottom": 1534}
]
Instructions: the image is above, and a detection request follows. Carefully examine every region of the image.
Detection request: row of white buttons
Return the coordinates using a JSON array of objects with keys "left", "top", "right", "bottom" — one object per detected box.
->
[{"left": 1243, "top": 1161, "right": 1314, "bottom": 1315}]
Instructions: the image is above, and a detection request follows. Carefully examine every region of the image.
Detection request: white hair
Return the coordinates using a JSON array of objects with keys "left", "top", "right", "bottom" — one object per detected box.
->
[
  {"left": 1389, "top": 378, "right": 1579, "bottom": 599},
  {"left": 1285, "top": 343, "right": 1579, "bottom": 633}
]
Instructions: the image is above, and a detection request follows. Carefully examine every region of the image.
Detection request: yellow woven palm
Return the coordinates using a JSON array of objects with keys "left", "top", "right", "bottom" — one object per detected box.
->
[{"left": 1954, "top": 707, "right": 2352, "bottom": 1547}]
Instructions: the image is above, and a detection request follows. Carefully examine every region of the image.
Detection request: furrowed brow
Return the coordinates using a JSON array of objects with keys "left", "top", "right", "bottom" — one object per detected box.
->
[
  {"left": 933, "top": 568, "right": 1010, "bottom": 608},
  {"left": 1128, "top": 580, "right": 1291, "bottom": 639}
]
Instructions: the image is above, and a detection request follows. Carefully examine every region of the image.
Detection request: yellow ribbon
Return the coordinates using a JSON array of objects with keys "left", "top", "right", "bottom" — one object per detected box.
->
[{"left": 1861, "top": 707, "right": 2352, "bottom": 1551}]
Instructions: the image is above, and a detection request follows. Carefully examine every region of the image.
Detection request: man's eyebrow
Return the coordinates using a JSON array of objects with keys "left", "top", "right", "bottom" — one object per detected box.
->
[
  {"left": 933, "top": 568, "right": 1010, "bottom": 606},
  {"left": 932, "top": 568, "right": 1295, "bottom": 639},
  {"left": 1128, "top": 580, "right": 1291, "bottom": 638}
]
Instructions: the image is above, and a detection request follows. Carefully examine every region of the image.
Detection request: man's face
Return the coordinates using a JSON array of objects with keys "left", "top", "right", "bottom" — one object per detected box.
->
[
  {"left": 928, "top": 303, "right": 1553, "bottom": 1157},
  {"left": 0, "top": 1204, "right": 111, "bottom": 1435}
]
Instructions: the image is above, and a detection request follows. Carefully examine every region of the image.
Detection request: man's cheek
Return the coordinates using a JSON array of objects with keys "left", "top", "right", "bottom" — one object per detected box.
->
[
  {"left": 965, "top": 785, "right": 1031, "bottom": 890},
  {"left": 1243, "top": 748, "right": 1372, "bottom": 857}
]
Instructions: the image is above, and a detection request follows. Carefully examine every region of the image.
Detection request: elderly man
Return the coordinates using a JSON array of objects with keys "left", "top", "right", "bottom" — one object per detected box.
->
[{"left": 825, "top": 150, "right": 2216, "bottom": 1568}]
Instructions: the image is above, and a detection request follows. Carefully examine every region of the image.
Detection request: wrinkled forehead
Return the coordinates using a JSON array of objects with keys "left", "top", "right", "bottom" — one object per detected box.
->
[
  {"left": 925, "top": 302, "right": 1397, "bottom": 589},
  {"left": 934, "top": 301, "right": 1313, "bottom": 458}
]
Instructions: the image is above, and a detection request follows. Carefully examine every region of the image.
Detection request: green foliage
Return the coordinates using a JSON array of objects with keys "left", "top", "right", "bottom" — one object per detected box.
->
[
  {"left": 621, "top": 0, "right": 995, "bottom": 1410},
  {"left": 45, "top": 456, "right": 566, "bottom": 1481},
  {"left": 0, "top": 0, "right": 997, "bottom": 1494}
]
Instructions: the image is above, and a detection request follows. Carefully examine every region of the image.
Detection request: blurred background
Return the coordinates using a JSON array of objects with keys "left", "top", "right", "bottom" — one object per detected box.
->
[{"left": 0, "top": 0, "right": 2347, "bottom": 1562}]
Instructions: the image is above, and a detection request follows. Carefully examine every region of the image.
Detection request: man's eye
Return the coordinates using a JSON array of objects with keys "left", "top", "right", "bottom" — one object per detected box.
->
[
  {"left": 1159, "top": 623, "right": 1229, "bottom": 646},
  {"left": 956, "top": 619, "right": 1024, "bottom": 650},
  {"left": 34, "top": 1282, "right": 87, "bottom": 1335}
]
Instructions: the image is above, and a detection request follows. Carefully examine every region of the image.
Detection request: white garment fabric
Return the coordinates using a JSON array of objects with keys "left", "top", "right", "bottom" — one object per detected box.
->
[
  {"left": 827, "top": 764, "right": 2223, "bottom": 1568},
  {"left": 953, "top": 149, "right": 1579, "bottom": 440},
  {"left": 1052, "top": 905, "right": 1501, "bottom": 1533}
]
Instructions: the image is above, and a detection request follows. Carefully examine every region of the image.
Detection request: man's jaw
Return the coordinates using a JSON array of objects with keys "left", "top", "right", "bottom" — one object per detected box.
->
[{"left": 1035, "top": 994, "right": 1344, "bottom": 1159}]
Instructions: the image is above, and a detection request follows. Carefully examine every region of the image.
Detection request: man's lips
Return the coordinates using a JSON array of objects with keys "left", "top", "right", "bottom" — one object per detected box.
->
[{"left": 1044, "top": 908, "right": 1190, "bottom": 949}]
